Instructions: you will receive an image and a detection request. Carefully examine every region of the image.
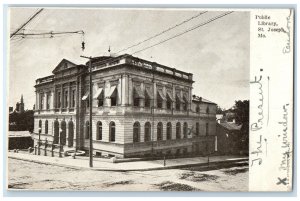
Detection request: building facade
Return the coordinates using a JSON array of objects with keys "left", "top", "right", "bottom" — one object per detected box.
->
[{"left": 33, "top": 54, "right": 217, "bottom": 158}]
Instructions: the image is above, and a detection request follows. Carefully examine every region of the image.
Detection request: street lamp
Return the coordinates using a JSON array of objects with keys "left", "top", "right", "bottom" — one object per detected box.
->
[
  {"left": 59, "top": 128, "right": 63, "bottom": 158},
  {"left": 80, "top": 55, "right": 93, "bottom": 167},
  {"left": 38, "top": 127, "right": 41, "bottom": 155}
]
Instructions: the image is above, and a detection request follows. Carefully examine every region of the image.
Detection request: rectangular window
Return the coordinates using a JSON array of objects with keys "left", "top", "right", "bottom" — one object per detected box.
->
[
  {"left": 40, "top": 94, "right": 44, "bottom": 110},
  {"left": 98, "top": 99, "right": 103, "bottom": 107},
  {"left": 46, "top": 93, "right": 51, "bottom": 110},
  {"left": 145, "top": 87, "right": 153, "bottom": 108},
  {"left": 145, "top": 98, "right": 150, "bottom": 108},
  {"left": 57, "top": 92, "right": 61, "bottom": 108},
  {"left": 133, "top": 98, "right": 139, "bottom": 107},
  {"left": 72, "top": 89, "right": 76, "bottom": 108},
  {"left": 167, "top": 100, "right": 172, "bottom": 109},
  {"left": 206, "top": 123, "right": 209, "bottom": 136},
  {"left": 64, "top": 90, "right": 68, "bottom": 108},
  {"left": 108, "top": 86, "right": 117, "bottom": 106},
  {"left": 176, "top": 100, "right": 180, "bottom": 110}
]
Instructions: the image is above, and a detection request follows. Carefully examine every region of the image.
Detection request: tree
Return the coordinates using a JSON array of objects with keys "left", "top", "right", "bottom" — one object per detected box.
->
[
  {"left": 216, "top": 105, "right": 224, "bottom": 114},
  {"left": 9, "top": 110, "right": 34, "bottom": 132},
  {"left": 233, "top": 100, "right": 249, "bottom": 151}
]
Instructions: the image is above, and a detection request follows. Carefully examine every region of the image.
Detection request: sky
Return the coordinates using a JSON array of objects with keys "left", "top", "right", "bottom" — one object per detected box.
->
[{"left": 8, "top": 8, "right": 249, "bottom": 110}]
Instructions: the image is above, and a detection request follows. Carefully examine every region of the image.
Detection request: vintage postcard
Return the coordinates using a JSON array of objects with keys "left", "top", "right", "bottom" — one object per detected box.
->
[{"left": 6, "top": 7, "right": 294, "bottom": 192}]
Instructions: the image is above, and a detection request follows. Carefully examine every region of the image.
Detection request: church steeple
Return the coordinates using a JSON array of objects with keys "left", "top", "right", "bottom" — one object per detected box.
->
[{"left": 20, "top": 94, "right": 24, "bottom": 113}]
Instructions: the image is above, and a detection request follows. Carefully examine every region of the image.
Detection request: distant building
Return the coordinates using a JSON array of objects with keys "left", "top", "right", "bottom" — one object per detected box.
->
[
  {"left": 216, "top": 121, "right": 243, "bottom": 155},
  {"left": 20, "top": 94, "right": 25, "bottom": 113},
  {"left": 33, "top": 54, "right": 217, "bottom": 158},
  {"left": 14, "top": 95, "right": 25, "bottom": 113},
  {"left": 9, "top": 95, "right": 34, "bottom": 132}
]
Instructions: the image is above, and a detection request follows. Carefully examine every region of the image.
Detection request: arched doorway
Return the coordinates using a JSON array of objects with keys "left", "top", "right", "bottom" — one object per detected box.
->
[
  {"left": 53, "top": 119, "right": 59, "bottom": 144},
  {"left": 144, "top": 122, "right": 151, "bottom": 142},
  {"left": 176, "top": 122, "right": 181, "bottom": 139},
  {"left": 157, "top": 122, "right": 163, "bottom": 141},
  {"left": 68, "top": 120, "right": 74, "bottom": 147},
  {"left": 109, "top": 121, "right": 115, "bottom": 142},
  {"left": 85, "top": 121, "right": 90, "bottom": 139},
  {"left": 60, "top": 120, "right": 66, "bottom": 145},
  {"left": 133, "top": 122, "right": 140, "bottom": 142}
]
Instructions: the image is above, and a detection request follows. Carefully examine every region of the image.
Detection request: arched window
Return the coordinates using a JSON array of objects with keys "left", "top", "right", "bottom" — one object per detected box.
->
[
  {"left": 38, "top": 120, "right": 42, "bottom": 133},
  {"left": 144, "top": 122, "right": 151, "bottom": 142},
  {"left": 196, "top": 122, "right": 200, "bottom": 136},
  {"left": 176, "top": 122, "right": 181, "bottom": 139},
  {"left": 68, "top": 121, "right": 74, "bottom": 147},
  {"left": 196, "top": 105, "right": 200, "bottom": 113},
  {"left": 60, "top": 120, "right": 66, "bottom": 145},
  {"left": 183, "top": 122, "right": 188, "bottom": 138},
  {"left": 53, "top": 119, "right": 59, "bottom": 144},
  {"left": 167, "top": 122, "right": 172, "bottom": 140},
  {"left": 45, "top": 120, "right": 48, "bottom": 134},
  {"left": 157, "top": 122, "right": 163, "bottom": 141},
  {"left": 85, "top": 121, "right": 90, "bottom": 139},
  {"left": 97, "top": 121, "right": 102, "bottom": 140},
  {"left": 133, "top": 122, "right": 140, "bottom": 142},
  {"left": 109, "top": 121, "right": 116, "bottom": 142}
]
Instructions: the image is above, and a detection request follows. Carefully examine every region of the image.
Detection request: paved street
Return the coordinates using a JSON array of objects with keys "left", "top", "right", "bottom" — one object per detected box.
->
[{"left": 8, "top": 158, "right": 248, "bottom": 191}]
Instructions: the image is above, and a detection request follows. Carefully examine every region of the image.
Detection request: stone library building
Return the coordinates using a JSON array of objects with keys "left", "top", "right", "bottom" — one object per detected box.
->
[{"left": 33, "top": 54, "right": 217, "bottom": 158}]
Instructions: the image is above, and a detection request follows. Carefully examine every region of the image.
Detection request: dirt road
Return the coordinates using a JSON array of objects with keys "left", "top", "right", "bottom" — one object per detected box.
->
[{"left": 8, "top": 158, "right": 248, "bottom": 191}]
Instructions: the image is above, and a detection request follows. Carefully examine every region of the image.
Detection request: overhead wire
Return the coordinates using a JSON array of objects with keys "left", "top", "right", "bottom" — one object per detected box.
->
[
  {"left": 86, "top": 11, "right": 234, "bottom": 68},
  {"left": 131, "top": 11, "right": 234, "bottom": 55},
  {"left": 10, "top": 8, "right": 44, "bottom": 39},
  {"left": 115, "top": 11, "right": 208, "bottom": 54}
]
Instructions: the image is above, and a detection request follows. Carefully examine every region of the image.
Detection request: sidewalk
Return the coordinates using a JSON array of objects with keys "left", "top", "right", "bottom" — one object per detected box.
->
[{"left": 8, "top": 152, "right": 248, "bottom": 171}]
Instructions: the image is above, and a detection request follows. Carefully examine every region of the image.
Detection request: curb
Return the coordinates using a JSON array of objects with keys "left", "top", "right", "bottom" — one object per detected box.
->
[{"left": 8, "top": 155, "right": 248, "bottom": 172}]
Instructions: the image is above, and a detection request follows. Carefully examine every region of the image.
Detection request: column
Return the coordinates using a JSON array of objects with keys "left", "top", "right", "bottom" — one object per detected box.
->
[
  {"left": 128, "top": 76, "right": 132, "bottom": 105},
  {"left": 46, "top": 93, "right": 49, "bottom": 110},
  {"left": 118, "top": 78, "right": 122, "bottom": 105},
  {"left": 153, "top": 82, "right": 157, "bottom": 108},
  {"left": 53, "top": 87, "right": 56, "bottom": 109},
  {"left": 180, "top": 90, "right": 183, "bottom": 111},
  {"left": 162, "top": 86, "right": 166, "bottom": 109},
  {"left": 121, "top": 75, "right": 127, "bottom": 106},
  {"left": 68, "top": 83, "right": 71, "bottom": 109},
  {"left": 189, "top": 86, "right": 192, "bottom": 114},
  {"left": 60, "top": 85, "right": 63, "bottom": 109},
  {"left": 36, "top": 91, "right": 39, "bottom": 111},
  {"left": 139, "top": 82, "right": 145, "bottom": 107},
  {"left": 172, "top": 85, "right": 176, "bottom": 110},
  {"left": 104, "top": 81, "right": 111, "bottom": 107},
  {"left": 92, "top": 83, "right": 97, "bottom": 108},
  {"left": 75, "top": 83, "right": 78, "bottom": 109}
]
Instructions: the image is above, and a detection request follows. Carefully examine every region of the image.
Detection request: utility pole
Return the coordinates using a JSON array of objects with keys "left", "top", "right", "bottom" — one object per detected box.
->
[
  {"left": 10, "top": 8, "right": 44, "bottom": 38},
  {"left": 80, "top": 55, "right": 93, "bottom": 167}
]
